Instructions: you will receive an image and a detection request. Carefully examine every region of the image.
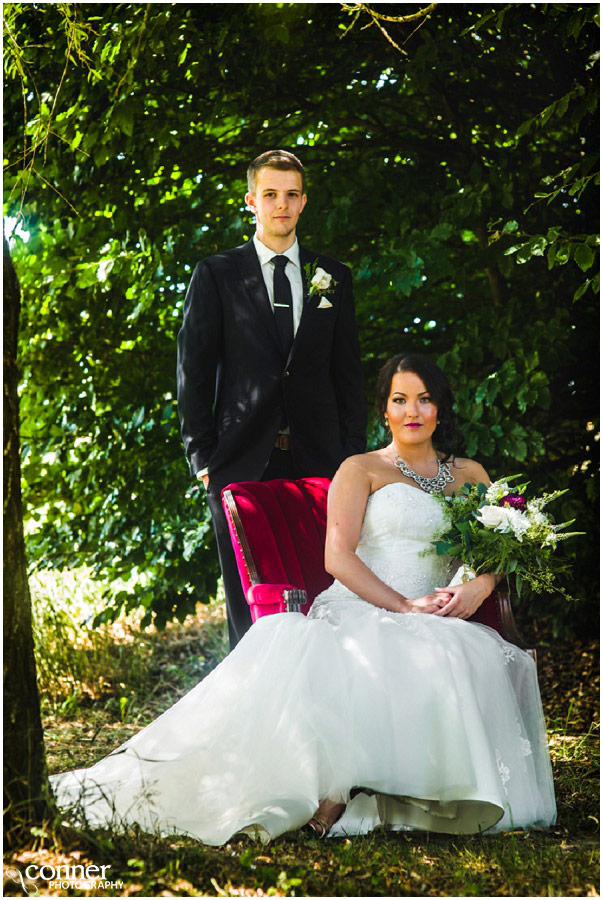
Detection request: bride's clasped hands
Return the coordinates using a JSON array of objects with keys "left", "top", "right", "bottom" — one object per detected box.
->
[
  {"left": 399, "top": 569, "right": 495, "bottom": 618},
  {"left": 433, "top": 574, "right": 498, "bottom": 619}
]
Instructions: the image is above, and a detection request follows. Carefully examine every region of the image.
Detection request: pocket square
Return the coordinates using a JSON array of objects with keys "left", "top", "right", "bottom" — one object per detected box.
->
[{"left": 317, "top": 297, "right": 333, "bottom": 309}]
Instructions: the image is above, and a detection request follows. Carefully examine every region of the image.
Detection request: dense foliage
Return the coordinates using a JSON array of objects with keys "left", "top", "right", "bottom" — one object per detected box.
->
[{"left": 4, "top": 3, "right": 599, "bottom": 633}]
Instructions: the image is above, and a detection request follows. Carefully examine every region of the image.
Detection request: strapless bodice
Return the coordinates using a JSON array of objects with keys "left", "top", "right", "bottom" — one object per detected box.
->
[
  {"left": 357, "top": 481, "right": 449, "bottom": 551},
  {"left": 311, "top": 482, "right": 451, "bottom": 609}
]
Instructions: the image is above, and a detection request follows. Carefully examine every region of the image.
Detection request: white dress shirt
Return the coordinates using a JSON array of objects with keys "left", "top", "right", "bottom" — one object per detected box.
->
[{"left": 253, "top": 233, "right": 304, "bottom": 336}]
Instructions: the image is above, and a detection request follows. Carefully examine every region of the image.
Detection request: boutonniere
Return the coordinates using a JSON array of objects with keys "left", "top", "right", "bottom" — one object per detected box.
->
[{"left": 304, "top": 261, "right": 337, "bottom": 307}]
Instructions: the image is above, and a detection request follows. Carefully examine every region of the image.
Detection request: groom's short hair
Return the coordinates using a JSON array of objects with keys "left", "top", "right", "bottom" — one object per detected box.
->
[{"left": 247, "top": 150, "right": 305, "bottom": 194}]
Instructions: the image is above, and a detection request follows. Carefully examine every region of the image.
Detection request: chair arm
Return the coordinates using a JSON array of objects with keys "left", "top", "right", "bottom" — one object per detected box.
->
[
  {"left": 470, "top": 589, "right": 536, "bottom": 667},
  {"left": 246, "top": 584, "right": 312, "bottom": 622},
  {"left": 495, "top": 587, "right": 537, "bottom": 666}
]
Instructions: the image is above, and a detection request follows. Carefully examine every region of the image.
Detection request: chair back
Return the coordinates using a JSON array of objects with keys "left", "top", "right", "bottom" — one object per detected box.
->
[{"left": 221, "top": 478, "right": 333, "bottom": 617}]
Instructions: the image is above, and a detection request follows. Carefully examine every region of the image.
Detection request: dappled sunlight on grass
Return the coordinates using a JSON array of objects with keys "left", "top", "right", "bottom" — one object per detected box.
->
[
  {"left": 7, "top": 574, "right": 598, "bottom": 896},
  {"left": 31, "top": 568, "right": 228, "bottom": 774}
]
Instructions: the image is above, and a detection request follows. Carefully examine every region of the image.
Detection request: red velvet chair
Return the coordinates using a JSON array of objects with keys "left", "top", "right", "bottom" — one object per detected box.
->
[{"left": 221, "top": 477, "right": 534, "bottom": 657}]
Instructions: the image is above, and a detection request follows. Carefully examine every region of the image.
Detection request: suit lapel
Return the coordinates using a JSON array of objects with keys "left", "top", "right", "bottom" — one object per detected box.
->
[
  {"left": 232, "top": 241, "right": 281, "bottom": 353},
  {"left": 299, "top": 245, "right": 316, "bottom": 306}
]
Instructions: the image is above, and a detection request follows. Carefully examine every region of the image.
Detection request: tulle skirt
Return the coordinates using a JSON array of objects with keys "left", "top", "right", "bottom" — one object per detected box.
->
[{"left": 50, "top": 600, "right": 556, "bottom": 844}]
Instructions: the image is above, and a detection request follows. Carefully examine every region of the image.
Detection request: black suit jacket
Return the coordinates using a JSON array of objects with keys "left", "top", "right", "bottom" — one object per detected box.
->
[{"left": 177, "top": 239, "right": 366, "bottom": 488}]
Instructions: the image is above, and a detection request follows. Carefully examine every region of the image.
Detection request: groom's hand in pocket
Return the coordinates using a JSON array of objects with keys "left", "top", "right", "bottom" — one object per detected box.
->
[{"left": 196, "top": 471, "right": 210, "bottom": 490}]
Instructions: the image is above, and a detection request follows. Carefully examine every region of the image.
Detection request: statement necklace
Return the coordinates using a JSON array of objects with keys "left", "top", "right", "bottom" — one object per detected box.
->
[{"left": 391, "top": 447, "right": 454, "bottom": 494}]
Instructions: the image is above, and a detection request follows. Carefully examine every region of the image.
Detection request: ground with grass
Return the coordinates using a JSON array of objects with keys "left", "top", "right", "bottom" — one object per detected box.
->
[{"left": 4, "top": 573, "right": 599, "bottom": 897}]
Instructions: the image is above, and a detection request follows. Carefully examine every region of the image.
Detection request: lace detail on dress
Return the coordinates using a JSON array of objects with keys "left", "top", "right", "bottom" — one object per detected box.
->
[
  {"left": 500, "top": 645, "right": 516, "bottom": 664},
  {"left": 307, "top": 600, "right": 339, "bottom": 625},
  {"left": 516, "top": 719, "right": 532, "bottom": 757},
  {"left": 496, "top": 749, "right": 511, "bottom": 795}
]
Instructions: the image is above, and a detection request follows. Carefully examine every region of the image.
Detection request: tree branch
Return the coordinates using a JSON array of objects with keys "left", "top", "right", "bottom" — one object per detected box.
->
[
  {"left": 340, "top": 2, "right": 438, "bottom": 55},
  {"left": 341, "top": 3, "right": 438, "bottom": 25}
]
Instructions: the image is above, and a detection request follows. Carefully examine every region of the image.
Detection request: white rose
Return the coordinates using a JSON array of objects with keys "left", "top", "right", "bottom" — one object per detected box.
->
[
  {"left": 476, "top": 505, "right": 513, "bottom": 532},
  {"left": 311, "top": 267, "right": 332, "bottom": 291}
]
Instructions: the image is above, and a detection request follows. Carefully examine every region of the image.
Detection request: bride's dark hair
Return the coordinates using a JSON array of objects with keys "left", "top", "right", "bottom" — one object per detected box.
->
[{"left": 376, "top": 353, "right": 461, "bottom": 462}]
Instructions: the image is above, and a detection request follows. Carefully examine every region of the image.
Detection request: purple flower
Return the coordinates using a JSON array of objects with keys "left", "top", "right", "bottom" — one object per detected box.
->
[{"left": 501, "top": 494, "right": 527, "bottom": 511}]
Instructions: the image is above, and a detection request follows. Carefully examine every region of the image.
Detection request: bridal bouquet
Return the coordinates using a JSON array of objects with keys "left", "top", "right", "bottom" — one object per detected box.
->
[{"left": 432, "top": 476, "right": 582, "bottom": 599}]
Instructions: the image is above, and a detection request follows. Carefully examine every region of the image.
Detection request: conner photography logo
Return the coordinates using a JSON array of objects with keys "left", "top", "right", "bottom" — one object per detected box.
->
[{"left": 4, "top": 862, "right": 123, "bottom": 895}]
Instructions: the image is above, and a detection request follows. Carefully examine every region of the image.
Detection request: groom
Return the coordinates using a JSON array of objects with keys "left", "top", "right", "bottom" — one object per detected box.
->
[{"left": 177, "top": 149, "right": 366, "bottom": 648}]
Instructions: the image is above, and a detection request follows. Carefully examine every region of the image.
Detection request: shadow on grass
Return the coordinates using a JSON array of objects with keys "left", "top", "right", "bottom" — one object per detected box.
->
[{"left": 5, "top": 587, "right": 599, "bottom": 898}]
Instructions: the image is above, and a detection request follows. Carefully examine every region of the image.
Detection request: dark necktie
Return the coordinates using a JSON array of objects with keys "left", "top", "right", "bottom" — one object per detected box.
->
[{"left": 272, "top": 255, "right": 294, "bottom": 359}]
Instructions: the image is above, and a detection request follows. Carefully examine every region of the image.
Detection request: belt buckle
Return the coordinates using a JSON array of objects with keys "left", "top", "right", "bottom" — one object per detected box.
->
[{"left": 276, "top": 434, "right": 291, "bottom": 451}]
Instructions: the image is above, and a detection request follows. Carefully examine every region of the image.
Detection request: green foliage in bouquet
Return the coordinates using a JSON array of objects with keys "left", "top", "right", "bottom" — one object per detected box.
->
[{"left": 433, "top": 478, "right": 583, "bottom": 601}]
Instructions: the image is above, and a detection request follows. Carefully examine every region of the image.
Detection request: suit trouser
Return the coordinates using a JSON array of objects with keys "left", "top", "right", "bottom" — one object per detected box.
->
[{"left": 206, "top": 449, "right": 298, "bottom": 651}]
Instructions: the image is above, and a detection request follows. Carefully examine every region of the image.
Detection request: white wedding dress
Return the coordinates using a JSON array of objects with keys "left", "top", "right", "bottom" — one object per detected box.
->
[{"left": 50, "top": 483, "right": 556, "bottom": 843}]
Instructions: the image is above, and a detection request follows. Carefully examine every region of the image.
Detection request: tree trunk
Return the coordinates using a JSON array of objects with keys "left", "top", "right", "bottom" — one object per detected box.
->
[{"left": 3, "top": 232, "right": 52, "bottom": 844}]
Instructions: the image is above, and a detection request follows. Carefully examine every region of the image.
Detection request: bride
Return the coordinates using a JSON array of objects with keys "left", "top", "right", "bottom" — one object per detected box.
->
[{"left": 50, "top": 353, "right": 556, "bottom": 842}]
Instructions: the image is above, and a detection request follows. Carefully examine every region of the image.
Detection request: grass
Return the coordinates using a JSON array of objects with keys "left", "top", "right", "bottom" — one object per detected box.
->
[
  {"left": 3, "top": 570, "right": 599, "bottom": 897},
  {"left": 30, "top": 569, "right": 228, "bottom": 771}
]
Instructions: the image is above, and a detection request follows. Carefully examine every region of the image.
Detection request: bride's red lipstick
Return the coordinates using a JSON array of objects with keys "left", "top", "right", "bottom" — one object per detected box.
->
[{"left": 405, "top": 423, "right": 422, "bottom": 429}]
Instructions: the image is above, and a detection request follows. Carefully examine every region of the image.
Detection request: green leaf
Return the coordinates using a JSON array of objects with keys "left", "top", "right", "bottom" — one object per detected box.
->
[
  {"left": 516, "top": 116, "right": 535, "bottom": 139},
  {"left": 573, "top": 243, "right": 595, "bottom": 272},
  {"left": 113, "top": 101, "right": 135, "bottom": 136},
  {"left": 430, "top": 222, "right": 453, "bottom": 241},
  {"left": 434, "top": 540, "right": 458, "bottom": 555},
  {"left": 555, "top": 244, "right": 572, "bottom": 266},
  {"left": 545, "top": 226, "right": 562, "bottom": 242},
  {"left": 573, "top": 280, "right": 590, "bottom": 301}
]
